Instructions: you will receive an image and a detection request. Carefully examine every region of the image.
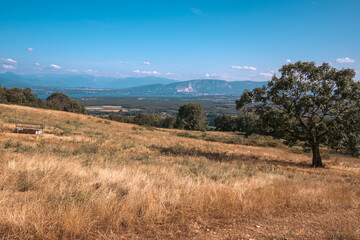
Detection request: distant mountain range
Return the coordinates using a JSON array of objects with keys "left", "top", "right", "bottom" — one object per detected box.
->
[
  {"left": 0, "top": 72, "right": 267, "bottom": 96},
  {"left": 124, "top": 79, "right": 267, "bottom": 95},
  {"left": 0, "top": 72, "right": 177, "bottom": 89}
]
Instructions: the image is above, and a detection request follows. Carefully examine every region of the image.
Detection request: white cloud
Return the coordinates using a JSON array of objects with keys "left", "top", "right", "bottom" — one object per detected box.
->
[
  {"left": 190, "top": 8, "right": 205, "bottom": 17},
  {"left": 2, "top": 64, "right": 16, "bottom": 69},
  {"left": 67, "top": 69, "right": 80, "bottom": 73},
  {"left": 259, "top": 72, "right": 273, "bottom": 77},
  {"left": 205, "top": 73, "right": 216, "bottom": 78},
  {"left": 84, "top": 69, "right": 98, "bottom": 74},
  {"left": 336, "top": 57, "right": 355, "bottom": 63},
  {"left": 49, "top": 64, "right": 61, "bottom": 69},
  {"left": 133, "top": 69, "right": 160, "bottom": 75},
  {"left": 231, "top": 65, "right": 257, "bottom": 71},
  {"left": 0, "top": 58, "right": 17, "bottom": 64},
  {"left": 34, "top": 62, "right": 40, "bottom": 66},
  {"left": 143, "top": 61, "right": 151, "bottom": 65},
  {"left": 286, "top": 59, "right": 291, "bottom": 63},
  {"left": 27, "top": 48, "right": 35, "bottom": 52}
]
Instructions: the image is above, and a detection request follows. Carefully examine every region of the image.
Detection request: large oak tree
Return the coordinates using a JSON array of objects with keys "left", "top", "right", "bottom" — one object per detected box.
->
[{"left": 236, "top": 61, "right": 360, "bottom": 167}]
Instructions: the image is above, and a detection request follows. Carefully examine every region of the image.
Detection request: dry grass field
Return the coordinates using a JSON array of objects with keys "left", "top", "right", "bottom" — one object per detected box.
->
[{"left": 0, "top": 103, "right": 359, "bottom": 239}]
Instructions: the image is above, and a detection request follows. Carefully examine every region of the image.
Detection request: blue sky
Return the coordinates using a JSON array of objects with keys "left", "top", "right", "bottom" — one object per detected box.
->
[{"left": 0, "top": 0, "right": 359, "bottom": 81}]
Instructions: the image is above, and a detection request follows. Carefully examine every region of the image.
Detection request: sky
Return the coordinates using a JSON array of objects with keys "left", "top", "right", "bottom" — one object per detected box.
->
[{"left": 0, "top": 0, "right": 359, "bottom": 81}]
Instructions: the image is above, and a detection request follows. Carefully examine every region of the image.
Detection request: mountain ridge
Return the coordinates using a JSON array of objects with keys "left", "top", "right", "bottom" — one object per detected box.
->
[
  {"left": 0, "top": 72, "right": 268, "bottom": 95},
  {"left": 123, "top": 79, "right": 267, "bottom": 95},
  {"left": 0, "top": 72, "right": 178, "bottom": 89}
]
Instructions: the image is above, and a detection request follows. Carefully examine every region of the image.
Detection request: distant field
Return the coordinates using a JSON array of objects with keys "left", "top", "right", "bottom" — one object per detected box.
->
[
  {"left": 76, "top": 96, "right": 240, "bottom": 125},
  {"left": 0, "top": 103, "right": 359, "bottom": 239}
]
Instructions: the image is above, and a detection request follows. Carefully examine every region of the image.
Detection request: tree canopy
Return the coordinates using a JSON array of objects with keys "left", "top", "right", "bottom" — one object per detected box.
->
[
  {"left": 176, "top": 103, "right": 208, "bottom": 131},
  {"left": 236, "top": 61, "right": 360, "bottom": 167},
  {"left": 46, "top": 92, "right": 86, "bottom": 114},
  {"left": 0, "top": 86, "right": 46, "bottom": 108},
  {"left": 0, "top": 84, "right": 87, "bottom": 115},
  {"left": 214, "top": 115, "right": 237, "bottom": 131}
]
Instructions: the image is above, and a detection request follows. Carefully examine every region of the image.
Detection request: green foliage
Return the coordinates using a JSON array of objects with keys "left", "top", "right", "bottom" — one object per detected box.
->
[
  {"left": 175, "top": 103, "right": 208, "bottom": 131},
  {"left": 326, "top": 120, "right": 360, "bottom": 156},
  {"left": 214, "top": 114, "right": 259, "bottom": 135},
  {"left": 0, "top": 84, "right": 85, "bottom": 115},
  {"left": 108, "top": 114, "right": 135, "bottom": 123},
  {"left": 1, "top": 87, "right": 46, "bottom": 108},
  {"left": 161, "top": 116, "right": 176, "bottom": 128},
  {"left": 107, "top": 113, "right": 176, "bottom": 129},
  {"left": 214, "top": 115, "right": 237, "bottom": 131},
  {"left": 235, "top": 114, "right": 259, "bottom": 136},
  {"left": 236, "top": 61, "right": 360, "bottom": 167},
  {"left": 133, "top": 113, "right": 162, "bottom": 127},
  {"left": 46, "top": 92, "right": 86, "bottom": 114},
  {"left": 0, "top": 81, "right": 88, "bottom": 115},
  {"left": 69, "top": 100, "right": 87, "bottom": 114}
]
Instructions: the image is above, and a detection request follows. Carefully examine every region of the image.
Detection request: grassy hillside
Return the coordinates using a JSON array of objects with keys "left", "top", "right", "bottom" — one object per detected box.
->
[{"left": 0, "top": 103, "right": 359, "bottom": 239}]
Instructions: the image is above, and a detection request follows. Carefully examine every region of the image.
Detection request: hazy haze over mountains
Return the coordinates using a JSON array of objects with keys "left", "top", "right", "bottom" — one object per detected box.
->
[
  {"left": 124, "top": 79, "right": 267, "bottom": 95},
  {"left": 0, "top": 72, "right": 177, "bottom": 89},
  {"left": 0, "top": 72, "right": 267, "bottom": 95}
]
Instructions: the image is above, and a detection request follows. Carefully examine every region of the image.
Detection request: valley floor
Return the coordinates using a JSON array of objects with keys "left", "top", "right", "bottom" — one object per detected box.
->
[{"left": 0, "top": 104, "right": 359, "bottom": 239}]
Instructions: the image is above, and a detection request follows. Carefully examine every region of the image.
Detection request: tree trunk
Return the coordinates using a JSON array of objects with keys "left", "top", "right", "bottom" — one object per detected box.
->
[{"left": 311, "top": 143, "right": 324, "bottom": 167}]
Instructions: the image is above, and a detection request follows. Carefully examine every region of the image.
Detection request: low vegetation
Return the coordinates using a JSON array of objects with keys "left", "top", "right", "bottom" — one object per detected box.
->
[{"left": 0, "top": 103, "right": 359, "bottom": 239}]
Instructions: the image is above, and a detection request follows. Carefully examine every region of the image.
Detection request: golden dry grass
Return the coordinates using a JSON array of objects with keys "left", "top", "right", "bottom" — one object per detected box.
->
[{"left": 0, "top": 103, "right": 359, "bottom": 239}]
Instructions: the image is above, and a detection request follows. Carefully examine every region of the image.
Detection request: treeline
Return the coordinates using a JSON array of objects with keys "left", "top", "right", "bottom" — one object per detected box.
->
[
  {"left": 107, "top": 112, "right": 256, "bottom": 133},
  {"left": 0, "top": 83, "right": 86, "bottom": 114},
  {"left": 107, "top": 103, "right": 208, "bottom": 131},
  {"left": 214, "top": 114, "right": 257, "bottom": 134},
  {"left": 106, "top": 102, "right": 253, "bottom": 132},
  {"left": 0, "top": 86, "right": 46, "bottom": 108},
  {"left": 108, "top": 114, "right": 177, "bottom": 128}
]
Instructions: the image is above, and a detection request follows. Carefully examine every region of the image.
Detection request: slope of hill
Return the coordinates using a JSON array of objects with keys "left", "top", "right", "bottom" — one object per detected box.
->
[
  {"left": 125, "top": 79, "right": 267, "bottom": 95},
  {"left": 0, "top": 104, "right": 359, "bottom": 239}
]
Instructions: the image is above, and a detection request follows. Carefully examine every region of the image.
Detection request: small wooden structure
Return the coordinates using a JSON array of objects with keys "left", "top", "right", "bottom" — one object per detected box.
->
[{"left": 14, "top": 118, "right": 44, "bottom": 134}]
